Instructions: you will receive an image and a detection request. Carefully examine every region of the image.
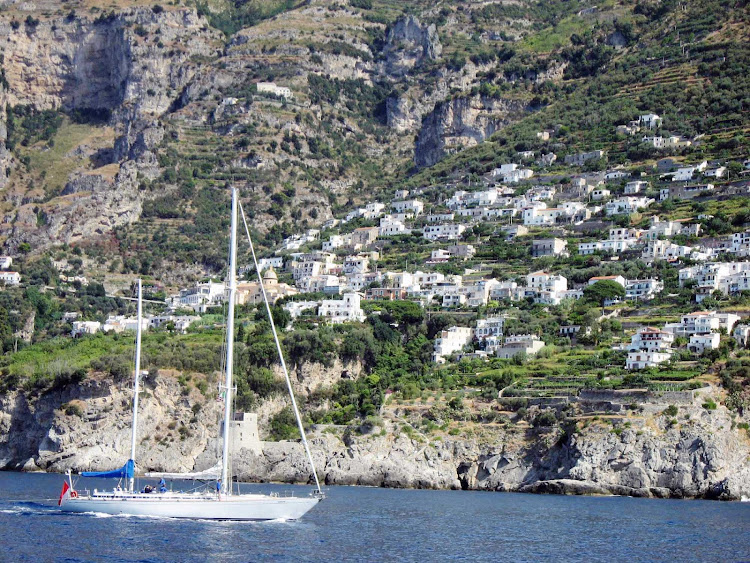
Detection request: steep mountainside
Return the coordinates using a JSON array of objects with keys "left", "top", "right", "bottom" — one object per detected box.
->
[{"left": 0, "top": 0, "right": 742, "bottom": 282}]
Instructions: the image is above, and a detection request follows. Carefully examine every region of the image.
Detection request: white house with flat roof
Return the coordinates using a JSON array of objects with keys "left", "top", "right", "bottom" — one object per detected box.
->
[
  {"left": 433, "top": 326, "right": 474, "bottom": 363},
  {"left": 318, "top": 293, "right": 364, "bottom": 323},
  {"left": 491, "top": 334, "right": 545, "bottom": 359},
  {"left": 626, "top": 350, "right": 671, "bottom": 370},
  {"left": 423, "top": 224, "right": 466, "bottom": 241},
  {"left": 476, "top": 316, "right": 506, "bottom": 339},
  {"left": 689, "top": 333, "right": 720, "bottom": 354},
  {"left": 256, "top": 81, "right": 292, "bottom": 99}
]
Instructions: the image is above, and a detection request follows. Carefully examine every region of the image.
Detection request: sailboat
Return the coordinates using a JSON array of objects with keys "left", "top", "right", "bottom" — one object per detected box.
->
[{"left": 58, "top": 188, "right": 323, "bottom": 520}]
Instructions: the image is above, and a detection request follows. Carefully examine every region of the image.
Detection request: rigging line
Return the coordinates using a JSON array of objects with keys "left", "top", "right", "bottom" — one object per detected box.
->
[{"left": 238, "top": 201, "right": 323, "bottom": 495}]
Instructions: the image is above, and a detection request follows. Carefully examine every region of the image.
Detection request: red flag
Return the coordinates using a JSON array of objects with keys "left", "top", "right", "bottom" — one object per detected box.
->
[{"left": 58, "top": 481, "right": 71, "bottom": 506}]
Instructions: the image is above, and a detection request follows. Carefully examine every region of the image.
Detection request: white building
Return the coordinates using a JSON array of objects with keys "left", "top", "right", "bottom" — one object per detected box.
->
[
  {"left": 257, "top": 257, "right": 284, "bottom": 272},
  {"left": 527, "top": 271, "right": 567, "bottom": 293},
  {"left": 343, "top": 255, "right": 370, "bottom": 275},
  {"left": 626, "top": 350, "right": 671, "bottom": 370},
  {"left": 733, "top": 324, "right": 750, "bottom": 348},
  {"left": 433, "top": 326, "right": 474, "bottom": 363},
  {"left": 503, "top": 168, "right": 534, "bottom": 183},
  {"left": 642, "top": 240, "right": 696, "bottom": 263},
  {"left": 318, "top": 293, "right": 365, "bottom": 323},
  {"left": 628, "top": 327, "right": 674, "bottom": 352},
  {"left": 491, "top": 334, "right": 545, "bottom": 359},
  {"left": 284, "top": 300, "right": 319, "bottom": 319},
  {"left": 688, "top": 333, "right": 720, "bottom": 354},
  {"left": 704, "top": 166, "right": 726, "bottom": 178},
  {"left": 605, "top": 170, "right": 629, "bottom": 181},
  {"left": 379, "top": 217, "right": 411, "bottom": 237},
  {"left": 625, "top": 279, "right": 663, "bottom": 300},
  {"left": 531, "top": 238, "right": 568, "bottom": 257},
  {"left": 0, "top": 271, "right": 21, "bottom": 285},
  {"left": 170, "top": 282, "right": 226, "bottom": 312},
  {"left": 605, "top": 197, "right": 653, "bottom": 216},
  {"left": 639, "top": 113, "right": 662, "bottom": 129},
  {"left": 0, "top": 256, "right": 12, "bottom": 269},
  {"left": 71, "top": 321, "right": 102, "bottom": 337},
  {"left": 679, "top": 261, "right": 750, "bottom": 302},
  {"left": 391, "top": 199, "right": 424, "bottom": 216},
  {"left": 103, "top": 315, "right": 150, "bottom": 333},
  {"left": 624, "top": 180, "right": 648, "bottom": 195},
  {"left": 579, "top": 227, "right": 640, "bottom": 255},
  {"left": 150, "top": 314, "right": 200, "bottom": 333},
  {"left": 322, "top": 234, "right": 350, "bottom": 252},
  {"left": 588, "top": 275, "right": 626, "bottom": 288},
  {"left": 426, "top": 213, "right": 455, "bottom": 223},
  {"left": 475, "top": 316, "right": 506, "bottom": 339},
  {"left": 663, "top": 311, "right": 740, "bottom": 337},
  {"left": 591, "top": 188, "right": 611, "bottom": 201},
  {"left": 256, "top": 81, "right": 292, "bottom": 99},
  {"left": 730, "top": 231, "right": 750, "bottom": 257},
  {"left": 303, "top": 274, "right": 342, "bottom": 294},
  {"left": 673, "top": 167, "right": 697, "bottom": 182},
  {"left": 423, "top": 224, "right": 466, "bottom": 241}
]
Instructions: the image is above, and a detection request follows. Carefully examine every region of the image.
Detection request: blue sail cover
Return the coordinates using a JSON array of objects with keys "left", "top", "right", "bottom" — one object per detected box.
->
[{"left": 81, "top": 459, "right": 134, "bottom": 479}]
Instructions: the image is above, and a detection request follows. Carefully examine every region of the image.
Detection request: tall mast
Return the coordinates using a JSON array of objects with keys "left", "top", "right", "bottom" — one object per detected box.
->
[
  {"left": 128, "top": 278, "right": 143, "bottom": 493},
  {"left": 220, "top": 188, "right": 239, "bottom": 495}
]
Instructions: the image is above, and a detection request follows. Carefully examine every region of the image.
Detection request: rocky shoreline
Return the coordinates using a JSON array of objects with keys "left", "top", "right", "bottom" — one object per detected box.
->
[{"left": 2, "top": 373, "right": 749, "bottom": 501}]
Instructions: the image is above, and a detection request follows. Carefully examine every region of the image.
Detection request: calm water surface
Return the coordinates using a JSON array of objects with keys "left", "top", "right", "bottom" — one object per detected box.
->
[{"left": 1, "top": 471, "right": 748, "bottom": 562}]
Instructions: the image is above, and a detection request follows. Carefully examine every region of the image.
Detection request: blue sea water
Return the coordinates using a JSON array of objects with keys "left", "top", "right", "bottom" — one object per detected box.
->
[{"left": 0, "top": 471, "right": 749, "bottom": 562}]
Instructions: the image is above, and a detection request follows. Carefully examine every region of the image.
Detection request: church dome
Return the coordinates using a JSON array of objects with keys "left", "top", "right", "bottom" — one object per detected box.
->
[{"left": 262, "top": 267, "right": 278, "bottom": 282}]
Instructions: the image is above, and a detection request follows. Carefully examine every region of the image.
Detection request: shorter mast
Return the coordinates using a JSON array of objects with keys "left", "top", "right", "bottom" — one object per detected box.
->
[
  {"left": 220, "top": 188, "right": 239, "bottom": 495},
  {"left": 128, "top": 279, "right": 143, "bottom": 493}
]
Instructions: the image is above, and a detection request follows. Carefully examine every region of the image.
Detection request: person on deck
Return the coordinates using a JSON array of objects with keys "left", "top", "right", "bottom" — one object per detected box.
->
[
  {"left": 216, "top": 479, "right": 221, "bottom": 496},
  {"left": 159, "top": 478, "right": 167, "bottom": 493}
]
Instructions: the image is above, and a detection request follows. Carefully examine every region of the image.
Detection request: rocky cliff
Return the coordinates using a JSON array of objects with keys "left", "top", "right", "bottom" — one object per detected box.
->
[
  {"left": 0, "top": 7, "right": 222, "bottom": 252},
  {"left": 415, "top": 95, "right": 528, "bottom": 168},
  {"left": 239, "top": 393, "right": 750, "bottom": 501},
  {"left": 2, "top": 370, "right": 748, "bottom": 501}
]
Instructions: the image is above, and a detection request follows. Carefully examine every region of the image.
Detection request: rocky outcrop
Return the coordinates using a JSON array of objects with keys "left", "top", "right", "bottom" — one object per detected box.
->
[
  {"left": 0, "top": 370, "right": 223, "bottom": 473},
  {"left": 380, "top": 16, "right": 442, "bottom": 79},
  {"left": 4, "top": 160, "right": 142, "bottom": 250},
  {"left": 414, "top": 95, "right": 528, "bottom": 168},
  {"left": 235, "top": 400, "right": 750, "bottom": 500},
  {"left": 2, "top": 371, "right": 749, "bottom": 500}
]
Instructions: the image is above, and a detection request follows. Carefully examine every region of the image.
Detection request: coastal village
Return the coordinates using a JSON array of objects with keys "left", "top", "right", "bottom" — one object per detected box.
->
[{"left": 4, "top": 111, "right": 748, "bottom": 385}]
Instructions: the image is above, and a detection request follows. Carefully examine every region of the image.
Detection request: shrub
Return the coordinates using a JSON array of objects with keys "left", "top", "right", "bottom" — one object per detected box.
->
[
  {"left": 664, "top": 405, "right": 678, "bottom": 417},
  {"left": 62, "top": 402, "right": 83, "bottom": 417},
  {"left": 532, "top": 410, "right": 558, "bottom": 428}
]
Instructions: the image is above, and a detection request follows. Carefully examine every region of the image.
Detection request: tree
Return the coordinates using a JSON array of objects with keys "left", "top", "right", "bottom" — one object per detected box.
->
[{"left": 583, "top": 280, "right": 625, "bottom": 307}]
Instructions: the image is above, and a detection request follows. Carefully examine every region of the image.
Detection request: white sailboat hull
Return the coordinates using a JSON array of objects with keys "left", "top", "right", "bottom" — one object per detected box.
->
[{"left": 60, "top": 491, "right": 321, "bottom": 520}]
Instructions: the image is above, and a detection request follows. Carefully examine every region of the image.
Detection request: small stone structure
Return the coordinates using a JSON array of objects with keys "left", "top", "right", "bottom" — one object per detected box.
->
[{"left": 222, "top": 412, "right": 262, "bottom": 455}]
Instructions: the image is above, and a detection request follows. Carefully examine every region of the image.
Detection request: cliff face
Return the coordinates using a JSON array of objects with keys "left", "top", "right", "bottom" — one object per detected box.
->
[
  {"left": 414, "top": 95, "right": 528, "bottom": 168},
  {"left": 0, "top": 8, "right": 222, "bottom": 252},
  {"left": 2, "top": 370, "right": 748, "bottom": 501},
  {"left": 380, "top": 15, "right": 442, "bottom": 79},
  {"left": 240, "top": 396, "right": 750, "bottom": 501},
  {"left": 0, "top": 370, "right": 224, "bottom": 473},
  {"left": 0, "top": 10, "right": 220, "bottom": 115}
]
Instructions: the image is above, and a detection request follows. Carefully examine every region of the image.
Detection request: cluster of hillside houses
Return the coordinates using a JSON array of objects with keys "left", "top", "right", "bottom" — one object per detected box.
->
[
  {"left": 625, "top": 311, "right": 749, "bottom": 370},
  {"left": 4, "top": 110, "right": 749, "bottom": 368}
]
